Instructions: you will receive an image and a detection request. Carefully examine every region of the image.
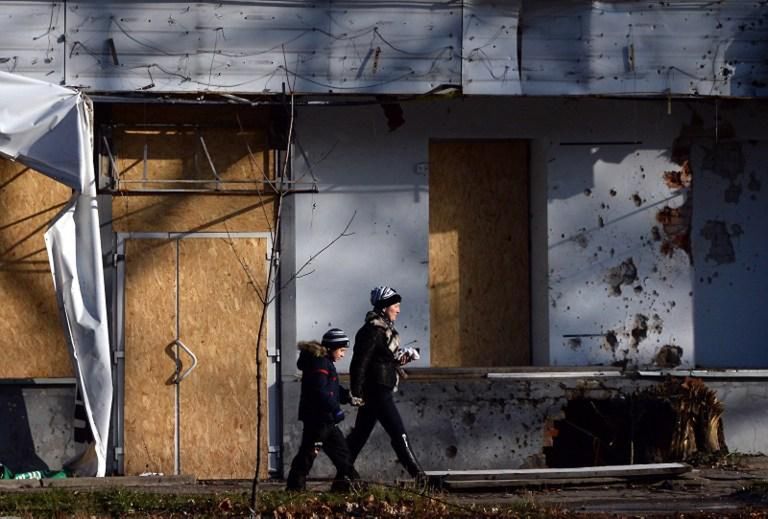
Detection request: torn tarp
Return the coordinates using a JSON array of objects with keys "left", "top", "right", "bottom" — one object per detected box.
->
[{"left": 0, "top": 71, "right": 111, "bottom": 477}]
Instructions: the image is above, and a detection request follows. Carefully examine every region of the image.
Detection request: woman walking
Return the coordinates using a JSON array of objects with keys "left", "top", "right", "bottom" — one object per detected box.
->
[{"left": 346, "top": 286, "right": 424, "bottom": 480}]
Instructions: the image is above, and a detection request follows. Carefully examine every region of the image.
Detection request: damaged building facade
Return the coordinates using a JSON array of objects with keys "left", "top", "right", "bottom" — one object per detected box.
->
[{"left": 0, "top": 1, "right": 767, "bottom": 479}]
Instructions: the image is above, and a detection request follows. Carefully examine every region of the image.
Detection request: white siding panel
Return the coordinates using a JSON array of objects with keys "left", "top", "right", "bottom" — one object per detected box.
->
[
  {"left": 462, "top": 0, "right": 521, "bottom": 94},
  {"left": 64, "top": 1, "right": 461, "bottom": 94},
  {"left": 0, "top": 1, "right": 65, "bottom": 83},
  {"left": 519, "top": 1, "right": 768, "bottom": 97},
  {"left": 2, "top": 2, "right": 766, "bottom": 96}
]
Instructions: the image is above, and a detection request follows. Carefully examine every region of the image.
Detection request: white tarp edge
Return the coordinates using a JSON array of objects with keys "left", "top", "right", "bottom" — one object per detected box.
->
[{"left": 0, "top": 71, "right": 111, "bottom": 477}]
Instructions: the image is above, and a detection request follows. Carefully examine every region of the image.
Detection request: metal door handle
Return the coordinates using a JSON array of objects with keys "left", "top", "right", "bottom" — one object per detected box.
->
[{"left": 173, "top": 338, "right": 198, "bottom": 384}]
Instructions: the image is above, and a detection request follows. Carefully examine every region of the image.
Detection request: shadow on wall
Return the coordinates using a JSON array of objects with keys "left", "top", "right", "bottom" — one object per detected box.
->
[
  {"left": 722, "top": 6, "right": 768, "bottom": 97},
  {"left": 0, "top": 163, "right": 73, "bottom": 378},
  {"left": 0, "top": 386, "right": 49, "bottom": 472}
]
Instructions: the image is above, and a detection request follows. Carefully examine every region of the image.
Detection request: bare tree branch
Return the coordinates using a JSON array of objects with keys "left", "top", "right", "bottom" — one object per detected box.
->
[
  {"left": 222, "top": 221, "right": 267, "bottom": 305},
  {"left": 250, "top": 49, "right": 296, "bottom": 512},
  {"left": 274, "top": 211, "right": 356, "bottom": 304}
]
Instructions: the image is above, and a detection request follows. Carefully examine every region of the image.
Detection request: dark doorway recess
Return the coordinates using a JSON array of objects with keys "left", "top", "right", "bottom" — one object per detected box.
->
[
  {"left": 545, "top": 385, "right": 726, "bottom": 468},
  {"left": 545, "top": 398, "right": 634, "bottom": 468}
]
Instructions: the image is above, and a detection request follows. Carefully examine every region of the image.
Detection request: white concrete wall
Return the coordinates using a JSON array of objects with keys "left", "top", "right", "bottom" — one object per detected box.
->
[
  {"left": 289, "top": 103, "right": 431, "bottom": 371},
  {"left": 287, "top": 97, "right": 768, "bottom": 370}
]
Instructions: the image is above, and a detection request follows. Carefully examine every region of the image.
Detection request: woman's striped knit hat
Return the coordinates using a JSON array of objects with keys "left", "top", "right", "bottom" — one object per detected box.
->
[{"left": 370, "top": 286, "right": 401, "bottom": 311}]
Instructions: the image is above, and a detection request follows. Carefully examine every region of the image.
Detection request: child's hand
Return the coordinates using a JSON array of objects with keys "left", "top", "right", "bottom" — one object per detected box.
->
[{"left": 350, "top": 396, "right": 365, "bottom": 407}]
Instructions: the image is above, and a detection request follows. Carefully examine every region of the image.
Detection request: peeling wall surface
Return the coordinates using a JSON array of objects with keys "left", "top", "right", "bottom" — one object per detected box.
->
[
  {"left": 284, "top": 375, "right": 768, "bottom": 479},
  {"left": 1, "top": 1, "right": 766, "bottom": 96},
  {"left": 288, "top": 97, "right": 768, "bottom": 370},
  {"left": 692, "top": 114, "right": 768, "bottom": 367}
]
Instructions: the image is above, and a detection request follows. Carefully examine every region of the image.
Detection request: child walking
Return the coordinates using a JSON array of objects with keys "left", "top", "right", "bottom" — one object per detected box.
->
[{"left": 286, "top": 328, "right": 360, "bottom": 491}]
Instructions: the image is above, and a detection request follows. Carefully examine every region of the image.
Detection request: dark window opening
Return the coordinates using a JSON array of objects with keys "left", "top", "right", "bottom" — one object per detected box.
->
[{"left": 545, "top": 381, "right": 727, "bottom": 468}]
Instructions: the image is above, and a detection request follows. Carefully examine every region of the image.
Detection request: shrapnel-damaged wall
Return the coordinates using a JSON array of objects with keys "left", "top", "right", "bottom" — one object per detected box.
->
[
  {"left": 285, "top": 96, "right": 768, "bottom": 370},
  {"left": 284, "top": 373, "right": 768, "bottom": 479}
]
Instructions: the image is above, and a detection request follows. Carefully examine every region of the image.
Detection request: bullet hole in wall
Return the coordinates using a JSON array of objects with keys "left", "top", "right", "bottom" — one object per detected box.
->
[
  {"left": 630, "top": 314, "right": 649, "bottom": 350},
  {"left": 605, "top": 258, "right": 638, "bottom": 296},
  {"left": 655, "top": 344, "right": 683, "bottom": 368},
  {"left": 568, "top": 338, "right": 582, "bottom": 350}
]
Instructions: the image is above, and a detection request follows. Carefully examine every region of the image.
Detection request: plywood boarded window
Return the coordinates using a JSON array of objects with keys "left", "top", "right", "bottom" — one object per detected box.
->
[
  {"left": 104, "top": 104, "right": 275, "bottom": 192},
  {"left": 0, "top": 159, "right": 73, "bottom": 378},
  {"left": 429, "top": 140, "right": 530, "bottom": 367},
  {"left": 105, "top": 104, "right": 278, "bottom": 233}
]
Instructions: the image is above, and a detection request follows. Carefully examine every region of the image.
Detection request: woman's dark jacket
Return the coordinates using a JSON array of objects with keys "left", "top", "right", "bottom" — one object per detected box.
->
[
  {"left": 349, "top": 311, "right": 401, "bottom": 398},
  {"left": 297, "top": 341, "right": 349, "bottom": 424}
]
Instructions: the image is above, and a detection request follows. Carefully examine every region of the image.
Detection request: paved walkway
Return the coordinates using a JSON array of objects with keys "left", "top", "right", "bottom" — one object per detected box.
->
[{"left": 447, "top": 459, "right": 768, "bottom": 516}]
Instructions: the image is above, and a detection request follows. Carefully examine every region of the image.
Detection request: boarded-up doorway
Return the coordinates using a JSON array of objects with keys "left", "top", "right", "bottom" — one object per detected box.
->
[
  {"left": 429, "top": 140, "right": 530, "bottom": 367},
  {"left": 121, "top": 234, "right": 269, "bottom": 479}
]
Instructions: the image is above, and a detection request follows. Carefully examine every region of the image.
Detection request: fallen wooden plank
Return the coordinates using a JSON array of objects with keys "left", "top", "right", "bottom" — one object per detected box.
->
[
  {"left": 425, "top": 463, "right": 691, "bottom": 482},
  {"left": 443, "top": 476, "right": 632, "bottom": 490}
]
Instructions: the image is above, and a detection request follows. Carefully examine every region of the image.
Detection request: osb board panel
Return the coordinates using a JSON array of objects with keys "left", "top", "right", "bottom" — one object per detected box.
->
[
  {"left": 123, "top": 239, "right": 177, "bottom": 476},
  {"left": 0, "top": 159, "right": 73, "bottom": 377},
  {"left": 110, "top": 194, "right": 276, "bottom": 233},
  {"left": 178, "top": 238, "right": 268, "bottom": 479},
  {"left": 112, "top": 128, "right": 274, "bottom": 191},
  {"left": 429, "top": 140, "right": 530, "bottom": 367}
]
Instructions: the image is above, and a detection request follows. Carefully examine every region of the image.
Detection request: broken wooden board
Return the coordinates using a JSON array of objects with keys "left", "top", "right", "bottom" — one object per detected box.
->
[{"left": 425, "top": 463, "right": 691, "bottom": 490}]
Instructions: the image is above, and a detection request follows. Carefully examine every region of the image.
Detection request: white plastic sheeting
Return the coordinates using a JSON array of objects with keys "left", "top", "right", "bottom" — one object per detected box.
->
[{"left": 0, "top": 71, "right": 111, "bottom": 477}]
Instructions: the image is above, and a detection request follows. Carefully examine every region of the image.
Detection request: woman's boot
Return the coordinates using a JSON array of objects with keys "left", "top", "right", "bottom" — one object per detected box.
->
[{"left": 391, "top": 433, "right": 424, "bottom": 479}]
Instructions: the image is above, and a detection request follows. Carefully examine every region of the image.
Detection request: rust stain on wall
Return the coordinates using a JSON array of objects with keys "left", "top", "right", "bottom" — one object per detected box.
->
[
  {"left": 658, "top": 154, "right": 693, "bottom": 261},
  {"left": 663, "top": 160, "right": 692, "bottom": 189},
  {"left": 656, "top": 110, "right": 718, "bottom": 264},
  {"left": 657, "top": 200, "right": 692, "bottom": 259}
]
